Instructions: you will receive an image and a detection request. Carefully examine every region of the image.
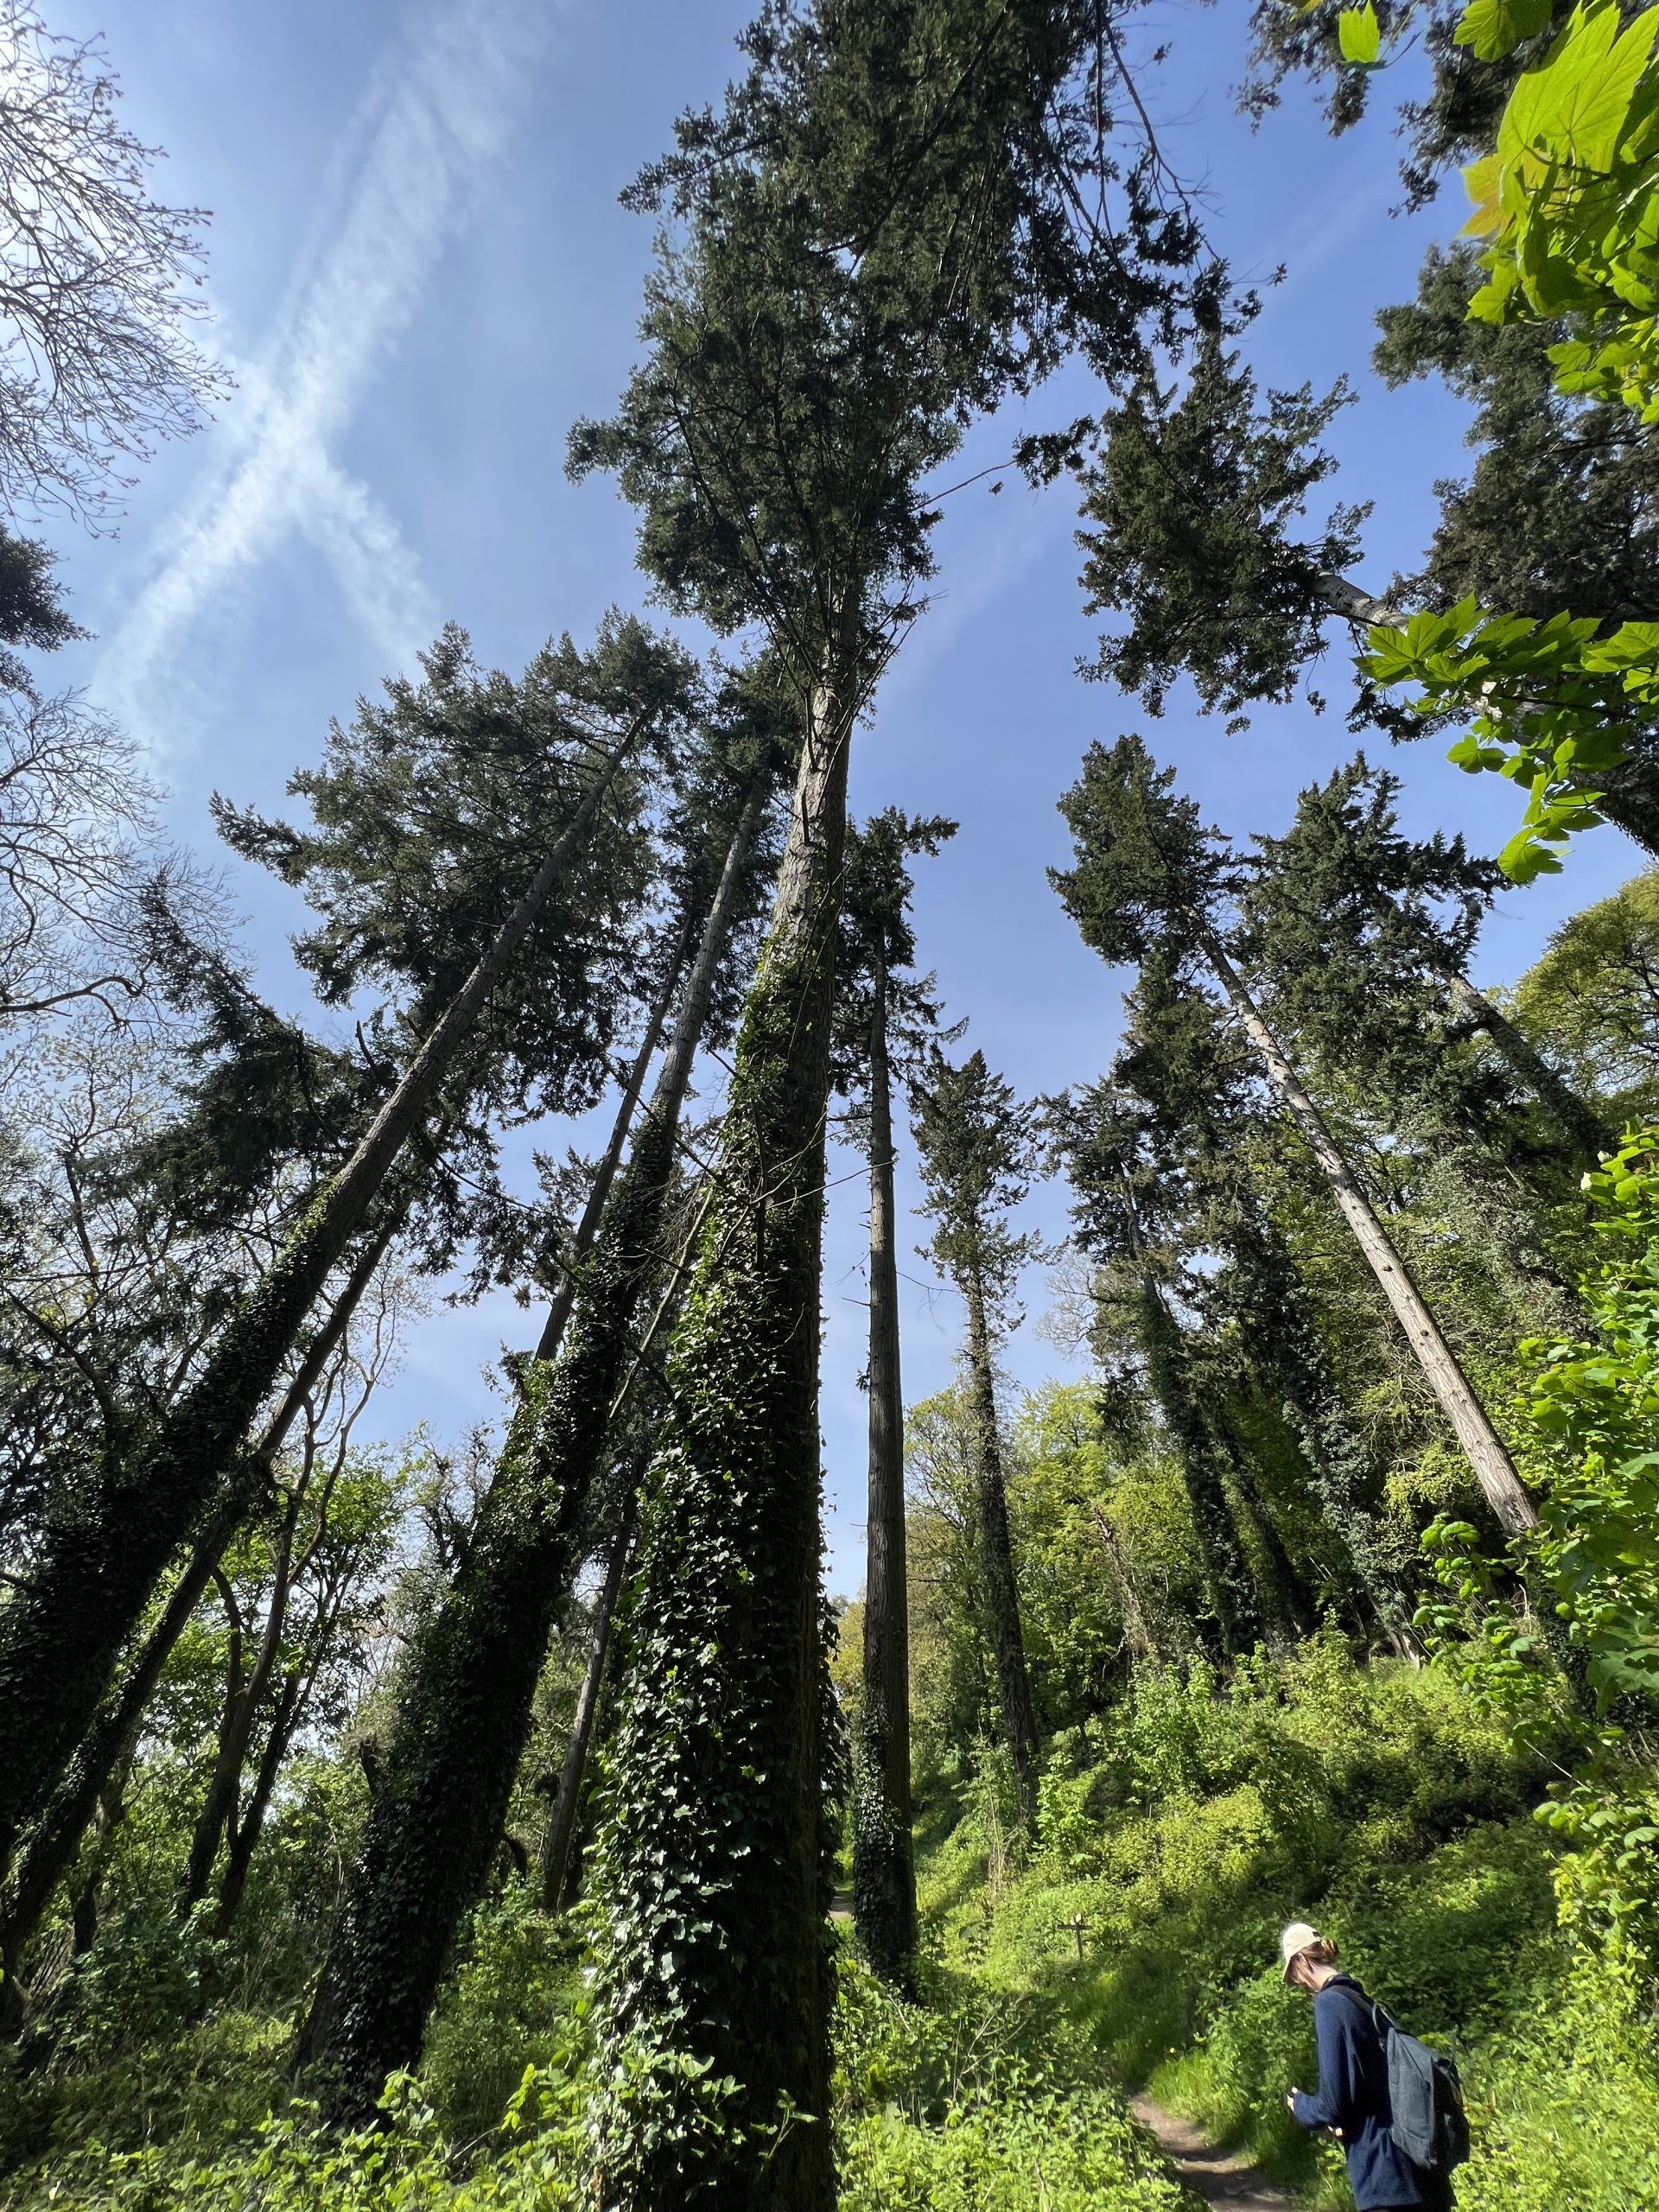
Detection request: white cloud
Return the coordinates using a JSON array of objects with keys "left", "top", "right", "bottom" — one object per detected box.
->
[{"left": 98, "top": 0, "right": 555, "bottom": 749}]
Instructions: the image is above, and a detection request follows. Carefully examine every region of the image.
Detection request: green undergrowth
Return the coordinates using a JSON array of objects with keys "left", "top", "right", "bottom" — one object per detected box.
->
[
  {"left": 918, "top": 1637, "right": 1659, "bottom": 2209},
  {"left": 1, "top": 1898, "right": 1180, "bottom": 2210},
  {"left": 832, "top": 1956, "right": 1182, "bottom": 2209},
  {"left": 9, "top": 1640, "right": 1659, "bottom": 2209}
]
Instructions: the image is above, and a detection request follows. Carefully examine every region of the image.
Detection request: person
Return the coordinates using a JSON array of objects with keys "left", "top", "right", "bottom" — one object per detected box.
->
[{"left": 1280, "top": 1922, "right": 1452, "bottom": 2212}]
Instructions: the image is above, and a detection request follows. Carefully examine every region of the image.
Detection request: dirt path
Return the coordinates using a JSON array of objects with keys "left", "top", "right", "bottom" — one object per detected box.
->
[{"left": 1132, "top": 2093, "right": 1298, "bottom": 2211}]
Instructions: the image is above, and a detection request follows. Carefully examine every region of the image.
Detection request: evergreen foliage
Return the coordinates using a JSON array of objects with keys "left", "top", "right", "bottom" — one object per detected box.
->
[{"left": 912, "top": 1051, "right": 1046, "bottom": 1810}]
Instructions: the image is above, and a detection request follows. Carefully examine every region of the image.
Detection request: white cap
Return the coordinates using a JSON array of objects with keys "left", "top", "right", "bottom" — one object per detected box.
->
[{"left": 1279, "top": 1920, "right": 1322, "bottom": 1983}]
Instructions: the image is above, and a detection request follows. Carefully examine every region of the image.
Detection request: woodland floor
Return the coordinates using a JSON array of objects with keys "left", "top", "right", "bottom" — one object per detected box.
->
[{"left": 1133, "top": 2094, "right": 1296, "bottom": 2211}]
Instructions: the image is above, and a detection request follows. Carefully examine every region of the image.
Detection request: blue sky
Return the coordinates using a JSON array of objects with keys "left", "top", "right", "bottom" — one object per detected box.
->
[{"left": 39, "top": 0, "right": 1646, "bottom": 1598}]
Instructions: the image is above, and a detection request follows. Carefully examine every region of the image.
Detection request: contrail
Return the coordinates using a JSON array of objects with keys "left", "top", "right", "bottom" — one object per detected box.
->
[{"left": 98, "top": 0, "right": 553, "bottom": 752}]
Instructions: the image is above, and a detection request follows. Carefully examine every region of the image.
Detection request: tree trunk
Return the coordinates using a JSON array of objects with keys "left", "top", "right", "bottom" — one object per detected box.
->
[
  {"left": 1089, "top": 1504, "right": 1156, "bottom": 1662},
  {"left": 852, "top": 949, "right": 918, "bottom": 1985},
  {"left": 1137, "top": 1278, "right": 1263, "bottom": 1659},
  {"left": 1442, "top": 969, "right": 1612, "bottom": 1174},
  {"left": 1199, "top": 926, "right": 1538, "bottom": 1536},
  {"left": 182, "top": 1510, "right": 298, "bottom": 1908},
  {"left": 537, "top": 935, "right": 689, "bottom": 1361},
  {"left": 316, "top": 788, "right": 765, "bottom": 2122},
  {"left": 588, "top": 633, "right": 860, "bottom": 2212},
  {"left": 961, "top": 1268, "right": 1040, "bottom": 1820},
  {"left": 0, "top": 719, "right": 647, "bottom": 1875},
  {"left": 540, "top": 1485, "right": 639, "bottom": 1912},
  {"left": 1213, "top": 1420, "right": 1315, "bottom": 1653},
  {"left": 215, "top": 1669, "right": 304, "bottom": 1936},
  {"left": 0, "top": 1211, "right": 398, "bottom": 1977}
]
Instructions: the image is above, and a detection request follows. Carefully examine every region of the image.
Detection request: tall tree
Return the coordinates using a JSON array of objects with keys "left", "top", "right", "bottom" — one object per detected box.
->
[
  {"left": 835, "top": 807, "right": 954, "bottom": 1987},
  {"left": 1052, "top": 1070, "right": 1269, "bottom": 1660},
  {"left": 314, "top": 760, "right": 778, "bottom": 2116},
  {"left": 567, "top": 6, "right": 1217, "bottom": 2192},
  {"left": 912, "top": 1050, "right": 1044, "bottom": 1815},
  {"left": 1053, "top": 734, "right": 1538, "bottom": 1535},
  {"left": 1058, "top": 952, "right": 1409, "bottom": 1641},
  {"left": 0, "top": 620, "right": 688, "bottom": 1878},
  {"left": 1037, "top": 335, "right": 1659, "bottom": 860},
  {"left": 1241, "top": 756, "right": 1611, "bottom": 1179}
]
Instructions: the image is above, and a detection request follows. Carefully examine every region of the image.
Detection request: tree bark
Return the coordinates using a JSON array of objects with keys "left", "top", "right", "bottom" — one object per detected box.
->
[
  {"left": 852, "top": 948, "right": 918, "bottom": 1984},
  {"left": 0, "top": 718, "right": 648, "bottom": 1875},
  {"left": 182, "top": 1495, "right": 305, "bottom": 1910},
  {"left": 540, "top": 1485, "right": 639, "bottom": 1912},
  {"left": 1442, "top": 969, "right": 1612, "bottom": 1174},
  {"left": 214, "top": 1668, "right": 303, "bottom": 1936},
  {"left": 1200, "top": 927, "right": 1536, "bottom": 1535},
  {"left": 961, "top": 1268, "right": 1040, "bottom": 1819},
  {"left": 1137, "top": 1277, "right": 1263, "bottom": 1658},
  {"left": 537, "top": 935, "right": 689, "bottom": 1362},
  {"left": 0, "top": 1212, "right": 398, "bottom": 1979},
  {"left": 316, "top": 787, "right": 765, "bottom": 2121},
  {"left": 588, "top": 633, "right": 859, "bottom": 2212},
  {"left": 1089, "top": 1504, "right": 1156, "bottom": 1661}
]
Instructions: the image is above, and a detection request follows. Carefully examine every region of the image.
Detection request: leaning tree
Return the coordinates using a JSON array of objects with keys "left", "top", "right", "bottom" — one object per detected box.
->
[
  {"left": 1053, "top": 733, "right": 1538, "bottom": 1538},
  {"left": 563, "top": 3, "right": 1220, "bottom": 2199},
  {"left": 0, "top": 618, "right": 692, "bottom": 1880}
]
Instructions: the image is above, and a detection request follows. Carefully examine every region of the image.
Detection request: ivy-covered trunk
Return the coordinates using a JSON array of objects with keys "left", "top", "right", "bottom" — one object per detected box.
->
[
  {"left": 587, "top": 652, "right": 856, "bottom": 2212},
  {"left": 0, "top": 728, "right": 642, "bottom": 1877},
  {"left": 1214, "top": 1421, "right": 1315, "bottom": 1653},
  {"left": 852, "top": 949, "right": 917, "bottom": 1986},
  {"left": 0, "top": 1213, "right": 397, "bottom": 1976},
  {"left": 315, "top": 788, "right": 763, "bottom": 2120},
  {"left": 962, "top": 1267, "right": 1040, "bottom": 1821},
  {"left": 1138, "top": 1278, "right": 1263, "bottom": 1659}
]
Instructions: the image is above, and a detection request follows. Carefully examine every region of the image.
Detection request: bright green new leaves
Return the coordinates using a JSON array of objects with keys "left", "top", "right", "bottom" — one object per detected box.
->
[
  {"left": 1420, "top": 1128, "right": 1659, "bottom": 1956},
  {"left": 1465, "top": 3, "right": 1659, "bottom": 422},
  {"left": 1456, "top": 0, "right": 1554, "bottom": 64},
  {"left": 1361, "top": 601, "right": 1659, "bottom": 880},
  {"left": 1338, "top": 3, "right": 1382, "bottom": 62}
]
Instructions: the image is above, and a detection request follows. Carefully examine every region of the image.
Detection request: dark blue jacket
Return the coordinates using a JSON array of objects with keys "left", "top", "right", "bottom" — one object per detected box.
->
[{"left": 1292, "top": 1976, "right": 1426, "bottom": 2210}]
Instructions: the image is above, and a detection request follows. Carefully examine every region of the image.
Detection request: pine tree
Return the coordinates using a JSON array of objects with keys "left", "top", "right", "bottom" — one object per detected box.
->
[
  {"left": 1241, "top": 756, "right": 1611, "bottom": 1179},
  {"left": 836, "top": 807, "right": 955, "bottom": 1988},
  {"left": 1053, "top": 734, "right": 1538, "bottom": 1536},
  {"left": 314, "top": 760, "right": 776, "bottom": 2117},
  {"left": 912, "top": 1050, "right": 1044, "bottom": 1815},
  {"left": 0, "top": 621, "right": 688, "bottom": 1879},
  {"left": 565, "top": 7, "right": 1216, "bottom": 2191}
]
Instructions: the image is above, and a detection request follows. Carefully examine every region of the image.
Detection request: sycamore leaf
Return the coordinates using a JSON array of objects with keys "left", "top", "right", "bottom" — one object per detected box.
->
[
  {"left": 1456, "top": 0, "right": 1552, "bottom": 63},
  {"left": 1338, "top": 3, "right": 1382, "bottom": 63}
]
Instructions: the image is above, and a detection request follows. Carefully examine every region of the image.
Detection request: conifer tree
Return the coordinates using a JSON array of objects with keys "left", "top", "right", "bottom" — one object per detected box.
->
[
  {"left": 912, "top": 1050, "right": 1044, "bottom": 1814},
  {"left": 565, "top": 8, "right": 1217, "bottom": 2197},
  {"left": 1053, "top": 1068, "right": 1269, "bottom": 1659},
  {"left": 1241, "top": 756, "right": 1611, "bottom": 1179},
  {"left": 0, "top": 620, "right": 689, "bottom": 1878},
  {"left": 315, "top": 754, "right": 778, "bottom": 2116},
  {"left": 1064, "top": 956, "right": 1411, "bottom": 1641},
  {"left": 1039, "top": 338, "right": 1659, "bottom": 856},
  {"left": 835, "top": 807, "right": 955, "bottom": 1986},
  {"left": 1054, "top": 734, "right": 1538, "bottom": 1535}
]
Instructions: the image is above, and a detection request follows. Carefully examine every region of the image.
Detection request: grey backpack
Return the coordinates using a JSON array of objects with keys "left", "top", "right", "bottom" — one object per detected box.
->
[{"left": 1336, "top": 1983, "right": 1471, "bottom": 2174}]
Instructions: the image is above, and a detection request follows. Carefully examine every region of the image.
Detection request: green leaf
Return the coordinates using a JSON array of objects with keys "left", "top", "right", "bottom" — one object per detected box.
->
[
  {"left": 1338, "top": 2, "right": 1382, "bottom": 63},
  {"left": 1457, "top": 0, "right": 1553, "bottom": 63}
]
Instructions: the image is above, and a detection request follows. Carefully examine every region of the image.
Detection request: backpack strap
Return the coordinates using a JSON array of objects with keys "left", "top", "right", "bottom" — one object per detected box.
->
[{"left": 1326, "top": 1979, "right": 1389, "bottom": 2039}]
